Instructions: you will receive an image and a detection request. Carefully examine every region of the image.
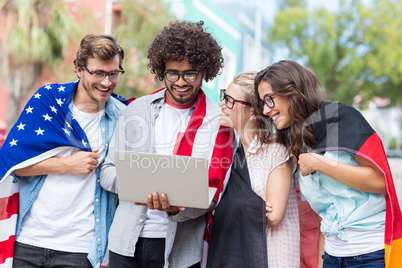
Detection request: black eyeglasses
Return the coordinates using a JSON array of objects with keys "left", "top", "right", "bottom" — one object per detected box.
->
[
  {"left": 81, "top": 66, "right": 125, "bottom": 82},
  {"left": 220, "top": 89, "right": 252, "bottom": 109},
  {"left": 259, "top": 93, "right": 277, "bottom": 108},
  {"left": 164, "top": 71, "right": 200, "bottom": 83}
]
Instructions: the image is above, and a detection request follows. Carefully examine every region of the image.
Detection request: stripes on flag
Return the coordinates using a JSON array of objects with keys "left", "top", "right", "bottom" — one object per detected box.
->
[
  {"left": 0, "top": 82, "right": 90, "bottom": 267},
  {"left": 0, "top": 176, "right": 19, "bottom": 267},
  {"left": 313, "top": 102, "right": 402, "bottom": 267}
]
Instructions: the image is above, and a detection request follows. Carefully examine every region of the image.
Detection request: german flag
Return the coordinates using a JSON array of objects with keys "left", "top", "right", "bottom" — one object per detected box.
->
[{"left": 313, "top": 102, "right": 402, "bottom": 267}]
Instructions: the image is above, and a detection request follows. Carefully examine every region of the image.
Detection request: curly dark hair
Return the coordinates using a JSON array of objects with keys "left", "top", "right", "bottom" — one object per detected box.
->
[
  {"left": 254, "top": 60, "right": 324, "bottom": 157},
  {"left": 147, "top": 20, "right": 224, "bottom": 82}
]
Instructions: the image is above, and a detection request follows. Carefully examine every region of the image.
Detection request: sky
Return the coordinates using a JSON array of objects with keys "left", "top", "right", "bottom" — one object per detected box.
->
[
  {"left": 214, "top": 0, "right": 374, "bottom": 23},
  {"left": 212, "top": 0, "right": 340, "bottom": 22}
]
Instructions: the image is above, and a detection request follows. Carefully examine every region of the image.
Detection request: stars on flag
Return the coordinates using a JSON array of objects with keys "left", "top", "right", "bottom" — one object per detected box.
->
[
  {"left": 1, "top": 82, "right": 95, "bottom": 183},
  {"left": 17, "top": 123, "right": 26, "bottom": 131},
  {"left": 35, "top": 128, "right": 45, "bottom": 136},
  {"left": 25, "top": 106, "right": 34, "bottom": 114},
  {"left": 50, "top": 106, "right": 58, "bottom": 114},
  {"left": 9, "top": 139, "right": 17, "bottom": 147},
  {"left": 56, "top": 98, "right": 64, "bottom": 106},
  {"left": 65, "top": 121, "right": 73, "bottom": 129},
  {"left": 43, "top": 114, "right": 52, "bottom": 122},
  {"left": 62, "top": 128, "right": 71, "bottom": 136}
]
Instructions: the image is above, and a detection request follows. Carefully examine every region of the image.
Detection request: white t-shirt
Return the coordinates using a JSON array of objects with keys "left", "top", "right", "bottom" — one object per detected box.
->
[
  {"left": 325, "top": 229, "right": 384, "bottom": 257},
  {"left": 139, "top": 98, "right": 193, "bottom": 238},
  {"left": 17, "top": 106, "right": 105, "bottom": 253}
]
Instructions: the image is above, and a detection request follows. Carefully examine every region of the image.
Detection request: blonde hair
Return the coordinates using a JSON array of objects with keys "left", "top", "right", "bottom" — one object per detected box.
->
[{"left": 232, "top": 71, "right": 258, "bottom": 105}]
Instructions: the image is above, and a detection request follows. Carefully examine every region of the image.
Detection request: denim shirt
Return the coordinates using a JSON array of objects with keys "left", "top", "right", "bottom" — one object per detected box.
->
[{"left": 15, "top": 92, "right": 126, "bottom": 268}]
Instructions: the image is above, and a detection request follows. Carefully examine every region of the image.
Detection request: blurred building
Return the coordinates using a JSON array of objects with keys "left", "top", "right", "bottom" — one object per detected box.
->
[
  {"left": 361, "top": 105, "right": 402, "bottom": 153},
  {"left": 0, "top": 0, "right": 271, "bottom": 132},
  {"left": 0, "top": 120, "right": 6, "bottom": 148},
  {"left": 162, "top": 0, "right": 272, "bottom": 102},
  {"left": 0, "top": 0, "right": 121, "bottom": 129}
]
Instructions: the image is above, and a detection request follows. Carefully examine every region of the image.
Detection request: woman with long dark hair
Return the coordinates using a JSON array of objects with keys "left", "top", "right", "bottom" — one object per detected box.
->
[{"left": 254, "top": 60, "right": 402, "bottom": 267}]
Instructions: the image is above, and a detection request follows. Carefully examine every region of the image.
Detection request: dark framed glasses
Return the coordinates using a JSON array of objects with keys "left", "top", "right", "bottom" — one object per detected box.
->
[
  {"left": 81, "top": 66, "right": 124, "bottom": 82},
  {"left": 220, "top": 89, "right": 252, "bottom": 109},
  {"left": 259, "top": 93, "right": 277, "bottom": 108},
  {"left": 164, "top": 71, "right": 200, "bottom": 83}
]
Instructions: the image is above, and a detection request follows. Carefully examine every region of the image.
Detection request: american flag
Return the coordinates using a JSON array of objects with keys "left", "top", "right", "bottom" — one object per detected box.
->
[{"left": 0, "top": 81, "right": 91, "bottom": 267}]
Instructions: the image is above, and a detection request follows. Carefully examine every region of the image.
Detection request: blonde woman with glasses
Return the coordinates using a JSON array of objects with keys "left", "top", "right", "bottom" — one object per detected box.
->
[{"left": 207, "top": 71, "right": 300, "bottom": 268}]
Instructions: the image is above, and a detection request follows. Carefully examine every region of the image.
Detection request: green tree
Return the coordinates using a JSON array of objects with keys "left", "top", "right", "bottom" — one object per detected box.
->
[
  {"left": 112, "top": 0, "right": 172, "bottom": 98},
  {"left": 277, "top": 0, "right": 306, "bottom": 10},
  {"left": 0, "top": 0, "right": 80, "bottom": 132},
  {"left": 357, "top": 0, "right": 402, "bottom": 103},
  {"left": 267, "top": 0, "right": 402, "bottom": 106}
]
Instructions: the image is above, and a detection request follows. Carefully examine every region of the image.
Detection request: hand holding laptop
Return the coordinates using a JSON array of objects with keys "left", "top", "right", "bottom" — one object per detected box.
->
[
  {"left": 134, "top": 191, "right": 186, "bottom": 213},
  {"left": 115, "top": 151, "right": 216, "bottom": 209}
]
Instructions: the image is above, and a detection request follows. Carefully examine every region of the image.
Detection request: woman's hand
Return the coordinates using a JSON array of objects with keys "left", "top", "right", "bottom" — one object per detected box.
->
[
  {"left": 266, "top": 202, "right": 273, "bottom": 218},
  {"left": 298, "top": 153, "right": 321, "bottom": 176}
]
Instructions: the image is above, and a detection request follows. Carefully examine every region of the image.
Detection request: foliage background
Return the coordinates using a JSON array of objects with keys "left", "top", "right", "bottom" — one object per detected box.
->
[
  {"left": 112, "top": 0, "right": 171, "bottom": 98},
  {"left": 269, "top": 0, "right": 402, "bottom": 107},
  {"left": 1, "top": 0, "right": 401, "bottom": 140}
]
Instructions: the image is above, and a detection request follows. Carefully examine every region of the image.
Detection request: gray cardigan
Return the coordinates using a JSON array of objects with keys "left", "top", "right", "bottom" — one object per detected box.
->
[{"left": 100, "top": 89, "right": 227, "bottom": 267}]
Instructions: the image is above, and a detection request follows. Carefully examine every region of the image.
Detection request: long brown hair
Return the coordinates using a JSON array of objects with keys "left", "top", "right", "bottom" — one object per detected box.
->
[{"left": 254, "top": 60, "right": 324, "bottom": 157}]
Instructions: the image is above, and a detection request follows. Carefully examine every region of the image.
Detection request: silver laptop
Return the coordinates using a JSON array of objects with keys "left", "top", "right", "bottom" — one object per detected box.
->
[{"left": 115, "top": 151, "right": 217, "bottom": 209}]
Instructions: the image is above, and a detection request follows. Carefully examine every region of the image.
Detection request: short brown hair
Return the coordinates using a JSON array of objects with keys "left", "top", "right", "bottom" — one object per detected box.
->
[{"left": 74, "top": 34, "right": 124, "bottom": 68}]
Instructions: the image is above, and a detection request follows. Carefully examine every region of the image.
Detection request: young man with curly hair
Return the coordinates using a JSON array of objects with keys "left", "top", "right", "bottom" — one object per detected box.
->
[{"left": 100, "top": 21, "right": 236, "bottom": 268}]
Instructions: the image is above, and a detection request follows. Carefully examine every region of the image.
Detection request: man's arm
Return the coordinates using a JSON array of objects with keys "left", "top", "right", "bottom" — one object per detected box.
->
[{"left": 14, "top": 149, "right": 100, "bottom": 176}]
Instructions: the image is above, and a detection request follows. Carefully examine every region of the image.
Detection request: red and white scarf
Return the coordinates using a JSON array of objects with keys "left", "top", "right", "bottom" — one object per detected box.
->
[
  {"left": 152, "top": 88, "right": 235, "bottom": 266},
  {"left": 177, "top": 90, "right": 235, "bottom": 266}
]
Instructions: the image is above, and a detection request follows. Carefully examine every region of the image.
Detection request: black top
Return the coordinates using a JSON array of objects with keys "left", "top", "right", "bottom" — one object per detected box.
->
[{"left": 207, "top": 143, "right": 268, "bottom": 268}]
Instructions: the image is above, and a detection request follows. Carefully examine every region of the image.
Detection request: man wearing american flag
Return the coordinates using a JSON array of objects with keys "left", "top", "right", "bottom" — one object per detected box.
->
[{"left": 0, "top": 34, "right": 127, "bottom": 268}]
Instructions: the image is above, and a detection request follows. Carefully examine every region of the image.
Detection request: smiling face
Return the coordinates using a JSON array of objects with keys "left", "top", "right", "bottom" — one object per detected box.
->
[
  {"left": 219, "top": 82, "right": 254, "bottom": 133},
  {"left": 164, "top": 58, "right": 203, "bottom": 106},
  {"left": 75, "top": 55, "right": 121, "bottom": 112},
  {"left": 257, "top": 81, "right": 294, "bottom": 130}
]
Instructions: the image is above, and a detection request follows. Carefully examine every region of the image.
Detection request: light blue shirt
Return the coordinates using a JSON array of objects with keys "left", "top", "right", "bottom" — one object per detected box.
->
[
  {"left": 299, "top": 150, "right": 386, "bottom": 241},
  {"left": 15, "top": 92, "right": 126, "bottom": 268}
]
